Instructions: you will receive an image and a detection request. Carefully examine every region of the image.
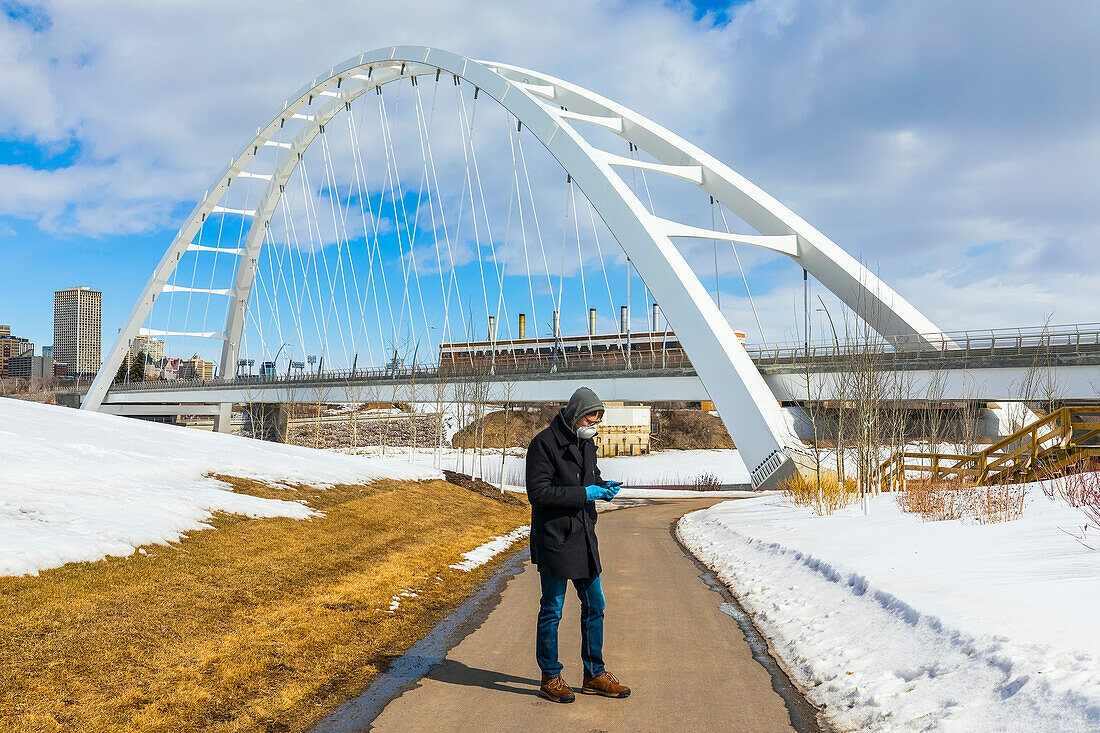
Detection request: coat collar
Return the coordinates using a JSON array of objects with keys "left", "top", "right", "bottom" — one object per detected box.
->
[
  {"left": 550, "top": 410, "right": 574, "bottom": 446},
  {"left": 551, "top": 410, "right": 585, "bottom": 466}
]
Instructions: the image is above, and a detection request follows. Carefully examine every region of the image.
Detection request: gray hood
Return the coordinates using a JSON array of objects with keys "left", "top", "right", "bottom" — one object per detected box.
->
[{"left": 560, "top": 387, "right": 604, "bottom": 429}]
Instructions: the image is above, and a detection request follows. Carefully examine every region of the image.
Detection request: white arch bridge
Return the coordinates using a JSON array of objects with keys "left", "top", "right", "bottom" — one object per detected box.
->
[{"left": 75, "top": 46, "right": 1097, "bottom": 489}]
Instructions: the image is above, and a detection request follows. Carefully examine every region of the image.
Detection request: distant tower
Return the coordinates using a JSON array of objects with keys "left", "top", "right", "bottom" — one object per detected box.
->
[{"left": 53, "top": 287, "right": 102, "bottom": 378}]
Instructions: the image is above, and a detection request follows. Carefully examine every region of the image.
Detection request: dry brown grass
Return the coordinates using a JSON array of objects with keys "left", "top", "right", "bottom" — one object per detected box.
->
[
  {"left": 780, "top": 472, "right": 859, "bottom": 515},
  {"left": 973, "top": 483, "right": 1028, "bottom": 524},
  {"left": 0, "top": 476, "right": 528, "bottom": 732},
  {"left": 896, "top": 478, "right": 1026, "bottom": 524}
]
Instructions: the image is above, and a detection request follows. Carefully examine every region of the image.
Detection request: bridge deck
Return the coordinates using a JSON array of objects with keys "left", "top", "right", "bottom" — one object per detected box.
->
[{"left": 60, "top": 335, "right": 1100, "bottom": 409}]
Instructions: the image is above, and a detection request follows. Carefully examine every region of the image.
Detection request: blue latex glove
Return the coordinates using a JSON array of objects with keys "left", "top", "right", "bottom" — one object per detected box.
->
[
  {"left": 604, "top": 480, "right": 623, "bottom": 488},
  {"left": 602, "top": 484, "right": 621, "bottom": 500},
  {"left": 584, "top": 484, "right": 604, "bottom": 501}
]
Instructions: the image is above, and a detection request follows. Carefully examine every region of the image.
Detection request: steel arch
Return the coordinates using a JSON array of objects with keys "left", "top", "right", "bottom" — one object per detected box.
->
[{"left": 84, "top": 46, "right": 947, "bottom": 488}]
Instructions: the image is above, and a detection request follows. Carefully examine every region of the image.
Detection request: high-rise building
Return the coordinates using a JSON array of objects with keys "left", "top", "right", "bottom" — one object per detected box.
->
[
  {"left": 127, "top": 335, "right": 165, "bottom": 380},
  {"left": 130, "top": 336, "right": 165, "bottom": 364},
  {"left": 0, "top": 325, "right": 33, "bottom": 378},
  {"left": 53, "top": 287, "right": 102, "bottom": 379},
  {"left": 41, "top": 345, "right": 53, "bottom": 360},
  {"left": 9, "top": 354, "right": 53, "bottom": 381},
  {"left": 178, "top": 356, "right": 214, "bottom": 381}
]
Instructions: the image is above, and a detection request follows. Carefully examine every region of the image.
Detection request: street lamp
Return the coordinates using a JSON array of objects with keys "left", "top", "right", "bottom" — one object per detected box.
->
[
  {"left": 411, "top": 325, "right": 437, "bottom": 371},
  {"left": 816, "top": 297, "right": 840, "bottom": 353}
]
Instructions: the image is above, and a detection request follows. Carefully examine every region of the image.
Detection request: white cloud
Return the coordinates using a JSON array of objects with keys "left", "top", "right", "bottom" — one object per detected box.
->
[{"left": 1, "top": 0, "right": 1097, "bottom": 338}]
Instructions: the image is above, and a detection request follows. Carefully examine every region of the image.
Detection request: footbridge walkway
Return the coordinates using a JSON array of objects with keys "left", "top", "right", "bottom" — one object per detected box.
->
[{"left": 62, "top": 324, "right": 1100, "bottom": 418}]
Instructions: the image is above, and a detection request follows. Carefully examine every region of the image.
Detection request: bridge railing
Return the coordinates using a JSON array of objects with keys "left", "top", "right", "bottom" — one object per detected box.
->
[
  {"left": 64, "top": 322, "right": 1100, "bottom": 397},
  {"left": 748, "top": 322, "right": 1100, "bottom": 366},
  {"left": 878, "top": 404, "right": 1100, "bottom": 491},
  {"left": 79, "top": 349, "right": 701, "bottom": 394}
]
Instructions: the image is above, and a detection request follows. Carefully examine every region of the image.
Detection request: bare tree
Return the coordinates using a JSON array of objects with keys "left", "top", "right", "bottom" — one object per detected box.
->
[
  {"left": 921, "top": 365, "right": 949, "bottom": 455},
  {"left": 837, "top": 266, "right": 917, "bottom": 510},
  {"left": 498, "top": 377, "right": 517, "bottom": 493},
  {"left": 431, "top": 364, "right": 451, "bottom": 471}
]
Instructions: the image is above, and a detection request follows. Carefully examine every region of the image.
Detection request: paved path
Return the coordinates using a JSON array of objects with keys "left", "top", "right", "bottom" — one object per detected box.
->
[{"left": 368, "top": 499, "right": 801, "bottom": 732}]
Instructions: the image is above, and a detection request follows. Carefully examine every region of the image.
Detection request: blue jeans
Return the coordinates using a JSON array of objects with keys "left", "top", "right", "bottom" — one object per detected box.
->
[{"left": 536, "top": 572, "right": 605, "bottom": 679}]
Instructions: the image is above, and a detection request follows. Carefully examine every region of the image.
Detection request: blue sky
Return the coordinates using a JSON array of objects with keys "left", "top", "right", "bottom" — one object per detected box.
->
[{"left": 1, "top": 0, "right": 1097, "bottom": 367}]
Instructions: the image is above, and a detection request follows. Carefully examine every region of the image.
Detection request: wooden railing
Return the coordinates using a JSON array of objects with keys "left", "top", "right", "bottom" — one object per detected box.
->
[{"left": 878, "top": 405, "right": 1100, "bottom": 492}]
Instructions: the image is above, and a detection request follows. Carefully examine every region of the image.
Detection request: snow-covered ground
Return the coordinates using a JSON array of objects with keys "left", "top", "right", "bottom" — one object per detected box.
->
[
  {"left": 0, "top": 399, "right": 438, "bottom": 577},
  {"left": 678, "top": 489, "right": 1100, "bottom": 731},
  {"left": 340, "top": 445, "right": 750, "bottom": 488}
]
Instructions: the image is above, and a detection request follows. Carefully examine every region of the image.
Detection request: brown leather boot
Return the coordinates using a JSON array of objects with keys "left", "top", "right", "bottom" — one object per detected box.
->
[
  {"left": 581, "top": 671, "right": 631, "bottom": 698},
  {"left": 539, "top": 673, "right": 576, "bottom": 703}
]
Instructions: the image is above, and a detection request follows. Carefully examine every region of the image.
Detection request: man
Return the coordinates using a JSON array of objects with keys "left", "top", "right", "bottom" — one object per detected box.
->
[{"left": 525, "top": 387, "right": 631, "bottom": 704}]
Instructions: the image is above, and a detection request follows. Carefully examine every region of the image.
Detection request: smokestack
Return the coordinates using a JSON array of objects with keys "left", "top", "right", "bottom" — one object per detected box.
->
[
  {"left": 652, "top": 303, "right": 661, "bottom": 332},
  {"left": 488, "top": 315, "right": 496, "bottom": 343},
  {"left": 519, "top": 313, "right": 526, "bottom": 340},
  {"left": 589, "top": 308, "right": 597, "bottom": 336},
  {"left": 620, "top": 305, "right": 629, "bottom": 334},
  {"left": 552, "top": 310, "right": 560, "bottom": 337}
]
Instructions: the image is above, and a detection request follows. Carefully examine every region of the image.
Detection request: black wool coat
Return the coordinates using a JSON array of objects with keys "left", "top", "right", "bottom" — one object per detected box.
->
[{"left": 525, "top": 411, "right": 607, "bottom": 579}]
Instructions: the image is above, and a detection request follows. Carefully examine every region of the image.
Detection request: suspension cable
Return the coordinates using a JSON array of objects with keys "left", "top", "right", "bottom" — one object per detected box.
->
[
  {"left": 585, "top": 198, "right": 625, "bottom": 353},
  {"left": 318, "top": 131, "right": 353, "bottom": 365},
  {"left": 515, "top": 127, "right": 559, "bottom": 320},
  {"left": 461, "top": 84, "right": 517, "bottom": 365},
  {"left": 718, "top": 204, "right": 768, "bottom": 348},
  {"left": 569, "top": 179, "right": 593, "bottom": 353},
  {"left": 508, "top": 118, "right": 542, "bottom": 363},
  {"left": 417, "top": 74, "right": 461, "bottom": 365}
]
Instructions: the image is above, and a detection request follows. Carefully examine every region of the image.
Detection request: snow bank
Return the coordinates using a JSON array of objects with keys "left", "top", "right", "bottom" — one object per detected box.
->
[
  {"left": 341, "top": 446, "right": 751, "bottom": 488},
  {"left": 449, "top": 526, "right": 530, "bottom": 571},
  {"left": 614, "top": 487, "right": 760, "bottom": 499},
  {"left": 678, "top": 491, "right": 1100, "bottom": 731},
  {"left": 601, "top": 449, "right": 750, "bottom": 486},
  {"left": 0, "top": 399, "right": 438, "bottom": 577}
]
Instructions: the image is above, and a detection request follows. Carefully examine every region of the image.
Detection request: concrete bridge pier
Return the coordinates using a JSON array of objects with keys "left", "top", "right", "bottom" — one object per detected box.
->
[
  {"left": 245, "top": 403, "right": 289, "bottom": 443},
  {"left": 213, "top": 403, "right": 233, "bottom": 434}
]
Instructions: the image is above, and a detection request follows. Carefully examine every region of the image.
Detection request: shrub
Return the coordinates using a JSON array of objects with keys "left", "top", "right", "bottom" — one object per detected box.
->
[
  {"left": 1053, "top": 468, "right": 1100, "bottom": 549},
  {"left": 691, "top": 472, "right": 723, "bottom": 491},
  {"left": 896, "top": 478, "right": 1026, "bottom": 524},
  {"left": 780, "top": 472, "right": 859, "bottom": 515},
  {"left": 973, "top": 483, "right": 1028, "bottom": 524}
]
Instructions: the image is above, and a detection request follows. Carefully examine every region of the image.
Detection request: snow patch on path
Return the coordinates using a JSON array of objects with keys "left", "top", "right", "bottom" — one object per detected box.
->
[{"left": 678, "top": 493, "right": 1100, "bottom": 732}]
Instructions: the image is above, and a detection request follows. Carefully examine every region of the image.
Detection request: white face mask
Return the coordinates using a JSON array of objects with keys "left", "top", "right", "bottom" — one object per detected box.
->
[{"left": 576, "top": 425, "right": 598, "bottom": 440}]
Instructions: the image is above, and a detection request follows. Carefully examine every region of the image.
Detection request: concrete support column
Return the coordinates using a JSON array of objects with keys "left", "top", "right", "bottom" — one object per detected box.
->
[
  {"left": 246, "top": 403, "right": 289, "bottom": 443},
  {"left": 213, "top": 402, "right": 233, "bottom": 434}
]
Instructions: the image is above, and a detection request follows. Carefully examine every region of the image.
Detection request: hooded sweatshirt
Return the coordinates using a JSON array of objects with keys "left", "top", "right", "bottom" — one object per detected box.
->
[{"left": 560, "top": 387, "right": 604, "bottom": 434}]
